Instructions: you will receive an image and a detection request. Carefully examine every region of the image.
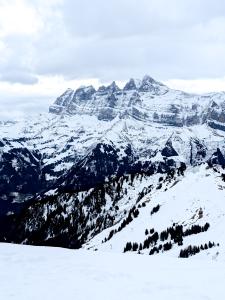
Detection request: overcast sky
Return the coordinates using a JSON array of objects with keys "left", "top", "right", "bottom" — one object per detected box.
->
[{"left": 1, "top": 0, "right": 225, "bottom": 120}]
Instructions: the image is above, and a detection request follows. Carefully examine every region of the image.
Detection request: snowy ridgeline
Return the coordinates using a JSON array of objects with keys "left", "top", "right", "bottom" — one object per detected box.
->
[{"left": 0, "top": 243, "right": 224, "bottom": 300}]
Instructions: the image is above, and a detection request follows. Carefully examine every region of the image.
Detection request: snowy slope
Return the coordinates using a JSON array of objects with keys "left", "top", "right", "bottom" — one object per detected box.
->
[
  {"left": 7, "top": 160, "right": 225, "bottom": 261},
  {"left": 0, "top": 243, "right": 224, "bottom": 300},
  {"left": 86, "top": 165, "right": 225, "bottom": 259}
]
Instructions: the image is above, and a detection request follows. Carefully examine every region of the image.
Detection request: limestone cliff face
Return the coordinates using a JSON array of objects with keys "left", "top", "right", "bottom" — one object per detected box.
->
[{"left": 49, "top": 75, "right": 225, "bottom": 128}]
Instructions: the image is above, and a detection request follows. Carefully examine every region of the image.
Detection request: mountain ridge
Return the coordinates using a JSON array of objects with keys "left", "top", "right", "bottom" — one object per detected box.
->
[{"left": 49, "top": 75, "right": 225, "bottom": 129}]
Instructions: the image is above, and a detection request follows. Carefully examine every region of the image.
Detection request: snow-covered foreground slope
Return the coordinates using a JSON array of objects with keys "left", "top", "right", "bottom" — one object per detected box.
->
[{"left": 0, "top": 243, "right": 224, "bottom": 300}]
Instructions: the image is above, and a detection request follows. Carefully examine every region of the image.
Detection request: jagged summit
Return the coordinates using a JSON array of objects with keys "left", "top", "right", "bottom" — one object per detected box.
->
[
  {"left": 138, "top": 74, "right": 168, "bottom": 94},
  {"left": 97, "top": 81, "right": 121, "bottom": 94},
  {"left": 74, "top": 85, "right": 96, "bottom": 101},
  {"left": 123, "top": 78, "right": 142, "bottom": 90}
]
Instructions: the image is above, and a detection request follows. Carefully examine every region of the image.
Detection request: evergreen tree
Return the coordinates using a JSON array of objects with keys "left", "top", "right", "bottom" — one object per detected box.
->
[
  {"left": 132, "top": 242, "right": 139, "bottom": 251},
  {"left": 163, "top": 242, "right": 172, "bottom": 251},
  {"left": 150, "top": 228, "right": 154, "bottom": 234},
  {"left": 124, "top": 242, "right": 132, "bottom": 252}
]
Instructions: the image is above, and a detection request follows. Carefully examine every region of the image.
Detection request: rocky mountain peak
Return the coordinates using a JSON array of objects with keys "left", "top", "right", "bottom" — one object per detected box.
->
[
  {"left": 97, "top": 81, "right": 120, "bottom": 95},
  {"left": 123, "top": 78, "right": 137, "bottom": 91},
  {"left": 74, "top": 85, "right": 96, "bottom": 101},
  {"left": 106, "top": 81, "right": 121, "bottom": 93},
  {"left": 139, "top": 74, "right": 167, "bottom": 93}
]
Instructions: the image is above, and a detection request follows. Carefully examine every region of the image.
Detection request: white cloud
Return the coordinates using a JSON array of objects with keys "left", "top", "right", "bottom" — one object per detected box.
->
[
  {"left": 0, "top": 0, "right": 43, "bottom": 37},
  {"left": 165, "top": 78, "right": 225, "bottom": 94},
  {"left": 0, "top": 0, "right": 225, "bottom": 119}
]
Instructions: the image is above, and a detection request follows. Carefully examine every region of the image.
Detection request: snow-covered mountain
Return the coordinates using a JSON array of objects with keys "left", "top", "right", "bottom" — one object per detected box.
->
[
  {"left": 49, "top": 75, "right": 225, "bottom": 129},
  {"left": 1, "top": 75, "right": 225, "bottom": 259}
]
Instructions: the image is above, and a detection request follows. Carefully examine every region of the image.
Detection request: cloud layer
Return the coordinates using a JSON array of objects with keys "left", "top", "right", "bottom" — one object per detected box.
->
[
  {"left": 1, "top": 0, "right": 225, "bottom": 119},
  {"left": 1, "top": 0, "right": 225, "bottom": 82}
]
